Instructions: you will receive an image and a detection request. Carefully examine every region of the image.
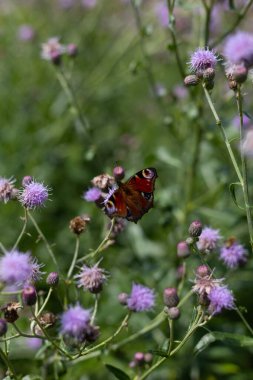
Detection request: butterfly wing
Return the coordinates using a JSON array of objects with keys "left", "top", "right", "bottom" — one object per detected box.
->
[{"left": 104, "top": 168, "right": 158, "bottom": 223}]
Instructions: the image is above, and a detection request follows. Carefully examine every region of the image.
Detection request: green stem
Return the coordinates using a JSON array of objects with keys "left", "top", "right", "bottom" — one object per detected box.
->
[
  {"left": 30, "top": 308, "right": 72, "bottom": 359},
  {"left": 0, "top": 242, "right": 7, "bottom": 254},
  {"left": 12, "top": 208, "right": 28, "bottom": 250},
  {"left": 0, "top": 347, "right": 17, "bottom": 379},
  {"left": 56, "top": 67, "right": 90, "bottom": 134},
  {"left": 13, "top": 323, "right": 45, "bottom": 339},
  {"left": 91, "top": 295, "right": 99, "bottom": 325},
  {"left": 235, "top": 86, "right": 253, "bottom": 251},
  {"left": 78, "top": 313, "right": 131, "bottom": 357},
  {"left": 67, "top": 235, "right": 80, "bottom": 279},
  {"left": 28, "top": 211, "right": 59, "bottom": 271},
  {"left": 77, "top": 218, "right": 115, "bottom": 263},
  {"left": 167, "top": 319, "right": 174, "bottom": 355},
  {"left": 203, "top": 85, "right": 243, "bottom": 184},
  {"left": 37, "top": 287, "right": 53, "bottom": 317}
]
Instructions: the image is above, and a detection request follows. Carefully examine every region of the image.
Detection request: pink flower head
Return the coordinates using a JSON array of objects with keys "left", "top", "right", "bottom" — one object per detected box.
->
[
  {"left": 75, "top": 262, "right": 108, "bottom": 293},
  {"left": 83, "top": 187, "right": 102, "bottom": 202},
  {"left": 197, "top": 227, "right": 222, "bottom": 253},
  {"left": 41, "top": 37, "right": 66, "bottom": 62},
  {"left": 189, "top": 48, "right": 218, "bottom": 74},
  {"left": 60, "top": 305, "right": 91, "bottom": 339},
  {"left": 127, "top": 283, "right": 155, "bottom": 312},
  {"left": 208, "top": 285, "right": 235, "bottom": 315},
  {"left": 18, "top": 25, "right": 35, "bottom": 42},
  {"left": 19, "top": 180, "right": 49, "bottom": 209},
  {"left": 220, "top": 240, "right": 248, "bottom": 269},
  {"left": 223, "top": 31, "right": 253, "bottom": 67},
  {"left": 0, "top": 250, "right": 44, "bottom": 287}
]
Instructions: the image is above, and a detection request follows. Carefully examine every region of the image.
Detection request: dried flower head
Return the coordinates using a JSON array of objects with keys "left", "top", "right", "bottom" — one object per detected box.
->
[
  {"left": 189, "top": 48, "right": 218, "bottom": 74},
  {"left": 208, "top": 285, "right": 235, "bottom": 315},
  {"left": 91, "top": 173, "right": 115, "bottom": 190},
  {"left": 75, "top": 262, "right": 108, "bottom": 294},
  {"left": 223, "top": 31, "right": 253, "bottom": 68},
  {"left": 192, "top": 271, "right": 223, "bottom": 296},
  {"left": 19, "top": 180, "right": 49, "bottom": 209},
  {"left": 127, "top": 283, "right": 155, "bottom": 312},
  {"left": 69, "top": 215, "right": 90, "bottom": 234},
  {"left": 219, "top": 239, "right": 247, "bottom": 269},
  {"left": 39, "top": 312, "right": 57, "bottom": 328},
  {"left": 0, "top": 177, "right": 16, "bottom": 203},
  {"left": 197, "top": 227, "right": 222, "bottom": 253},
  {"left": 2, "top": 302, "right": 22, "bottom": 323},
  {"left": 0, "top": 250, "right": 43, "bottom": 287}
]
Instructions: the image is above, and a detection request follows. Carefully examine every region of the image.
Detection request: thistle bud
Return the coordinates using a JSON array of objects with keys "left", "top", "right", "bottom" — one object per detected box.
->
[
  {"left": 184, "top": 75, "right": 199, "bottom": 87},
  {"left": 22, "top": 286, "right": 37, "bottom": 306},
  {"left": 134, "top": 352, "right": 145, "bottom": 364},
  {"left": 113, "top": 166, "right": 125, "bottom": 181},
  {"left": 226, "top": 63, "right": 248, "bottom": 84},
  {"left": 118, "top": 292, "right": 128, "bottom": 305},
  {"left": 67, "top": 43, "right": 78, "bottom": 57},
  {"left": 85, "top": 324, "right": 100, "bottom": 343},
  {"left": 195, "top": 264, "right": 211, "bottom": 278},
  {"left": 203, "top": 67, "right": 215, "bottom": 81},
  {"left": 22, "top": 176, "right": 33, "bottom": 187},
  {"left": 188, "top": 220, "right": 202, "bottom": 237},
  {"left": 177, "top": 241, "right": 190, "bottom": 258},
  {"left": 165, "top": 306, "right": 181, "bottom": 320},
  {"left": 163, "top": 288, "right": 179, "bottom": 307}
]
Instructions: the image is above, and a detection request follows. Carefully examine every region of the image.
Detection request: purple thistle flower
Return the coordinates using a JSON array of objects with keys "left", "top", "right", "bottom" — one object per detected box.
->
[
  {"left": 0, "top": 177, "right": 16, "bottom": 203},
  {"left": 189, "top": 48, "right": 218, "bottom": 73},
  {"left": 75, "top": 262, "right": 108, "bottom": 294},
  {"left": 223, "top": 31, "right": 253, "bottom": 67},
  {"left": 0, "top": 250, "right": 43, "bottom": 287},
  {"left": 18, "top": 25, "right": 35, "bottom": 42},
  {"left": 232, "top": 114, "right": 251, "bottom": 129},
  {"left": 220, "top": 240, "right": 247, "bottom": 269},
  {"left": 197, "top": 227, "right": 222, "bottom": 253},
  {"left": 19, "top": 180, "right": 49, "bottom": 209},
  {"left": 25, "top": 337, "right": 43, "bottom": 350},
  {"left": 208, "top": 285, "right": 235, "bottom": 315},
  {"left": 83, "top": 187, "right": 102, "bottom": 202},
  {"left": 127, "top": 284, "right": 155, "bottom": 312},
  {"left": 60, "top": 305, "right": 91, "bottom": 340},
  {"left": 41, "top": 37, "right": 66, "bottom": 62}
]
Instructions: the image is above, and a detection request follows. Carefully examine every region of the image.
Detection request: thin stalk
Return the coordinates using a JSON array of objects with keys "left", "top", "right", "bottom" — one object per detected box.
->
[
  {"left": 0, "top": 242, "right": 7, "bottom": 254},
  {"left": 0, "top": 347, "right": 17, "bottom": 379},
  {"left": 236, "top": 307, "right": 253, "bottom": 336},
  {"left": 56, "top": 67, "right": 90, "bottom": 134},
  {"left": 30, "top": 308, "right": 72, "bottom": 359},
  {"left": 37, "top": 287, "right": 53, "bottom": 317},
  {"left": 28, "top": 211, "right": 59, "bottom": 271},
  {"left": 235, "top": 86, "right": 253, "bottom": 250},
  {"left": 167, "top": 319, "right": 174, "bottom": 355},
  {"left": 67, "top": 235, "right": 80, "bottom": 279},
  {"left": 77, "top": 218, "right": 115, "bottom": 263},
  {"left": 12, "top": 208, "right": 28, "bottom": 250},
  {"left": 90, "top": 295, "right": 99, "bottom": 325},
  {"left": 12, "top": 323, "right": 45, "bottom": 339}
]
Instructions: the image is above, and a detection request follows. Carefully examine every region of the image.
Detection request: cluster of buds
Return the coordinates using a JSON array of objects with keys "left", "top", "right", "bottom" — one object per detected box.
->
[
  {"left": 129, "top": 352, "right": 153, "bottom": 369},
  {"left": 163, "top": 288, "right": 180, "bottom": 320},
  {"left": 225, "top": 63, "right": 248, "bottom": 91},
  {"left": 177, "top": 220, "right": 203, "bottom": 259},
  {"left": 41, "top": 37, "right": 78, "bottom": 65}
]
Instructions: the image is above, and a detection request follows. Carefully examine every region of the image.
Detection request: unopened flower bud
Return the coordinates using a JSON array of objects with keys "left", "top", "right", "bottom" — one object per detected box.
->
[
  {"left": 176, "top": 264, "right": 186, "bottom": 280},
  {"left": 177, "top": 241, "right": 190, "bottom": 258},
  {"left": 134, "top": 352, "right": 145, "bottom": 363},
  {"left": 163, "top": 288, "right": 179, "bottom": 307},
  {"left": 228, "top": 79, "right": 238, "bottom": 91},
  {"left": 69, "top": 215, "right": 90, "bottom": 235},
  {"left": 118, "top": 292, "right": 128, "bottom": 305},
  {"left": 184, "top": 75, "right": 199, "bottom": 87},
  {"left": 22, "top": 176, "right": 33, "bottom": 187},
  {"left": 67, "top": 43, "right": 78, "bottom": 57},
  {"left": 195, "top": 264, "right": 211, "bottom": 278},
  {"left": 85, "top": 324, "right": 100, "bottom": 343},
  {"left": 185, "top": 236, "right": 194, "bottom": 246},
  {"left": 113, "top": 166, "right": 125, "bottom": 181},
  {"left": 203, "top": 67, "right": 215, "bottom": 81},
  {"left": 46, "top": 272, "right": 59, "bottom": 287},
  {"left": 22, "top": 286, "right": 37, "bottom": 306},
  {"left": 0, "top": 318, "right": 7, "bottom": 336},
  {"left": 188, "top": 220, "right": 202, "bottom": 237},
  {"left": 226, "top": 63, "right": 248, "bottom": 84},
  {"left": 144, "top": 353, "right": 153, "bottom": 363},
  {"left": 166, "top": 306, "right": 181, "bottom": 320},
  {"left": 51, "top": 51, "right": 62, "bottom": 65}
]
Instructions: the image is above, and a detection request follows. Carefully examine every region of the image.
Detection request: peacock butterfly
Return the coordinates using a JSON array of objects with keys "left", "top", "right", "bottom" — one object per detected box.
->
[{"left": 103, "top": 168, "right": 158, "bottom": 223}]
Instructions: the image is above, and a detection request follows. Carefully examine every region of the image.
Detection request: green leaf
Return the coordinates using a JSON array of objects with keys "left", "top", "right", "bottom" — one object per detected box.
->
[
  {"left": 105, "top": 364, "right": 130, "bottom": 380},
  {"left": 194, "top": 332, "right": 253, "bottom": 355},
  {"left": 229, "top": 182, "right": 244, "bottom": 210}
]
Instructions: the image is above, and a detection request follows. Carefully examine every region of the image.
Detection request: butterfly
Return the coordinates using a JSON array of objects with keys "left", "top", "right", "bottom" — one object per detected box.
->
[{"left": 103, "top": 168, "right": 158, "bottom": 223}]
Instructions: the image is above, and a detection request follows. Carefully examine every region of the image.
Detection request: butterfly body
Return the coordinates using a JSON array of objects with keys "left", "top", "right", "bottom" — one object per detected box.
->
[{"left": 104, "top": 168, "right": 158, "bottom": 223}]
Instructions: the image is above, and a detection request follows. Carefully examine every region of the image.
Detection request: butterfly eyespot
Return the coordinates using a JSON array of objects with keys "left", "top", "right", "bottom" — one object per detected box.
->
[
  {"left": 141, "top": 192, "right": 152, "bottom": 201},
  {"left": 105, "top": 200, "right": 116, "bottom": 215},
  {"left": 142, "top": 168, "right": 153, "bottom": 179}
]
